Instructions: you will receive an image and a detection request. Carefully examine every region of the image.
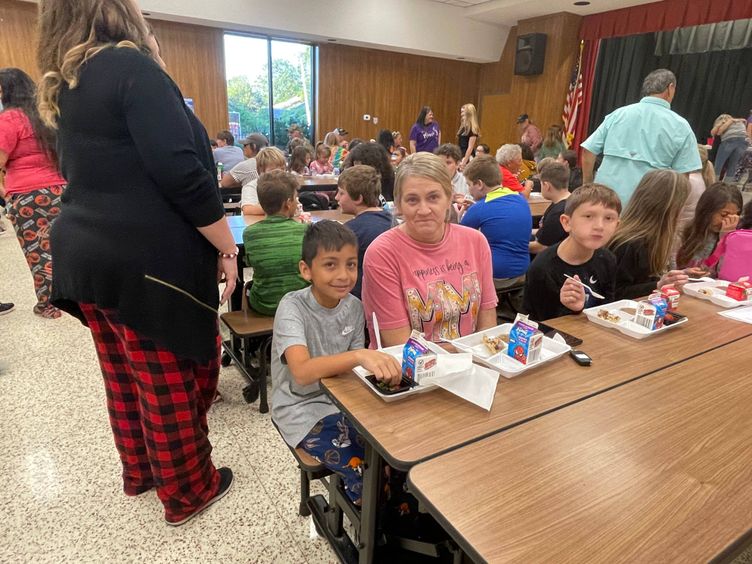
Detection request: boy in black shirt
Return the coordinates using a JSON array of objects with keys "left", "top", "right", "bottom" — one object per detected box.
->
[
  {"left": 529, "top": 160, "right": 571, "bottom": 254},
  {"left": 524, "top": 184, "right": 622, "bottom": 321}
]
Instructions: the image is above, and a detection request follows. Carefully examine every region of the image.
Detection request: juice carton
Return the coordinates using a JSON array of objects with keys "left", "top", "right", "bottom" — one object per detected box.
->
[
  {"left": 725, "top": 278, "right": 752, "bottom": 302},
  {"left": 659, "top": 284, "right": 680, "bottom": 309},
  {"left": 401, "top": 331, "right": 437, "bottom": 385},
  {"left": 507, "top": 315, "right": 543, "bottom": 365},
  {"left": 635, "top": 296, "right": 668, "bottom": 330}
]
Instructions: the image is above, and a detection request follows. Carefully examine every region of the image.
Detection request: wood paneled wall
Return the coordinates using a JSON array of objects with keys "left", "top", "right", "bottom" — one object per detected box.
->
[
  {"left": 317, "top": 43, "right": 481, "bottom": 145},
  {"left": 0, "top": 0, "right": 227, "bottom": 138},
  {"left": 479, "top": 13, "right": 583, "bottom": 152},
  {"left": 0, "top": 0, "right": 40, "bottom": 79}
]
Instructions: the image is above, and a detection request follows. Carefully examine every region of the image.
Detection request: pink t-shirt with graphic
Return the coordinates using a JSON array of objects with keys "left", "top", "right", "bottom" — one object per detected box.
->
[{"left": 362, "top": 223, "right": 498, "bottom": 346}]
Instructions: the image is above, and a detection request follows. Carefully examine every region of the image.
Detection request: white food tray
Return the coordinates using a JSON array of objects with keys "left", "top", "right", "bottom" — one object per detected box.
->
[
  {"left": 583, "top": 299, "right": 688, "bottom": 339},
  {"left": 353, "top": 344, "right": 438, "bottom": 402},
  {"left": 450, "top": 324, "right": 570, "bottom": 378},
  {"left": 684, "top": 280, "right": 750, "bottom": 309}
]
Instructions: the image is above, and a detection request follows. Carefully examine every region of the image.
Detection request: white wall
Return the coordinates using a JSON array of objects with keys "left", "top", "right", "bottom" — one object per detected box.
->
[{"left": 137, "top": 0, "right": 509, "bottom": 62}]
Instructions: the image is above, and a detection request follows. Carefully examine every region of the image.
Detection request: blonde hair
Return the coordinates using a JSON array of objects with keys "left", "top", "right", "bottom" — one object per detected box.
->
[
  {"left": 608, "top": 169, "right": 689, "bottom": 275},
  {"left": 36, "top": 0, "right": 151, "bottom": 128},
  {"left": 697, "top": 144, "right": 716, "bottom": 188},
  {"left": 256, "top": 147, "right": 286, "bottom": 173},
  {"left": 323, "top": 132, "right": 338, "bottom": 147},
  {"left": 394, "top": 153, "right": 453, "bottom": 204},
  {"left": 457, "top": 103, "right": 480, "bottom": 137}
]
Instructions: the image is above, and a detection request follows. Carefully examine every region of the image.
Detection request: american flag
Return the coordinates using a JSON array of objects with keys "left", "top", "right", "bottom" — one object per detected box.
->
[{"left": 562, "top": 41, "right": 584, "bottom": 149}]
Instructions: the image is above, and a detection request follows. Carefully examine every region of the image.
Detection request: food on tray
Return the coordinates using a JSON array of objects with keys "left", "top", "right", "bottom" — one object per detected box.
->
[
  {"left": 619, "top": 307, "right": 637, "bottom": 317},
  {"left": 726, "top": 279, "right": 752, "bottom": 302},
  {"left": 597, "top": 309, "right": 621, "bottom": 323},
  {"left": 697, "top": 287, "right": 714, "bottom": 296},
  {"left": 507, "top": 315, "right": 543, "bottom": 365},
  {"left": 402, "top": 330, "right": 437, "bottom": 384},
  {"left": 482, "top": 333, "right": 509, "bottom": 355}
]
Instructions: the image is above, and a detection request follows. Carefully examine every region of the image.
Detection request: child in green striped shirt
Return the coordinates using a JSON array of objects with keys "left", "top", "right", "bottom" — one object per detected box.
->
[{"left": 243, "top": 171, "right": 309, "bottom": 316}]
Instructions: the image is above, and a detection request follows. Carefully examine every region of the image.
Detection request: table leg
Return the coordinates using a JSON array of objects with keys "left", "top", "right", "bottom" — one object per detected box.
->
[
  {"left": 230, "top": 251, "right": 245, "bottom": 312},
  {"left": 358, "top": 441, "right": 381, "bottom": 564}
]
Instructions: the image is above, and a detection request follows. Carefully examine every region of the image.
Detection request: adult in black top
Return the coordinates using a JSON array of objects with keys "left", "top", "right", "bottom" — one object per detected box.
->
[
  {"left": 52, "top": 47, "right": 230, "bottom": 363},
  {"left": 523, "top": 242, "right": 616, "bottom": 321}
]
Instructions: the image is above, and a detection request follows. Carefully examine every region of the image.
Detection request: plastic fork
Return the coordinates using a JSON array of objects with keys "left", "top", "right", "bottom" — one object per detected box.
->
[{"left": 564, "top": 274, "right": 605, "bottom": 300}]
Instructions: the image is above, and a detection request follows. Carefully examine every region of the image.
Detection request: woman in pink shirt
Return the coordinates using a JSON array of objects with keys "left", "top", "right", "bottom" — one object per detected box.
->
[
  {"left": 362, "top": 152, "right": 498, "bottom": 347},
  {"left": 0, "top": 68, "right": 67, "bottom": 318}
]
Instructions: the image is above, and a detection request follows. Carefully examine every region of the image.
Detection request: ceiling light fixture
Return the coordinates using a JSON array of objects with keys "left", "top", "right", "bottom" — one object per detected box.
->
[{"left": 573, "top": 1, "right": 590, "bottom": 5}]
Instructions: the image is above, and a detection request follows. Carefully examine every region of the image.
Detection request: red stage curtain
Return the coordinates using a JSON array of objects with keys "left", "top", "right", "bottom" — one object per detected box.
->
[{"left": 580, "top": 0, "right": 752, "bottom": 41}]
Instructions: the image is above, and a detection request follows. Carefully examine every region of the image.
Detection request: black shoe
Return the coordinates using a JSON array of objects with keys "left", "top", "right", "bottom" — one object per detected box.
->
[
  {"left": 165, "top": 467, "right": 234, "bottom": 526},
  {"left": 0, "top": 303, "right": 15, "bottom": 315}
]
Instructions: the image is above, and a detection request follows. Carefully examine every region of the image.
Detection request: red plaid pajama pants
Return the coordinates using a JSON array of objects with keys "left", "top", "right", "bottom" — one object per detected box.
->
[{"left": 79, "top": 303, "right": 221, "bottom": 522}]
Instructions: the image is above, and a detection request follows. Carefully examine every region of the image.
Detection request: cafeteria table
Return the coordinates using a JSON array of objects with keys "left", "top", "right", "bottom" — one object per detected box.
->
[
  {"left": 320, "top": 297, "right": 752, "bottom": 563},
  {"left": 527, "top": 196, "right": 551, "bottom": 218},
  {"left": 408, "top": 336, "right": 752, "bottom": 563}
]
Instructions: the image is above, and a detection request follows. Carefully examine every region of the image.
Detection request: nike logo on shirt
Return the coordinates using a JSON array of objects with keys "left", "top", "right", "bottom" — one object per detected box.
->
[
  {"left": 589, "top": 276, "right": 598, "bottom": 285},
  {"left": 341, "top": 326, "right": 354, "bottom": 336}
]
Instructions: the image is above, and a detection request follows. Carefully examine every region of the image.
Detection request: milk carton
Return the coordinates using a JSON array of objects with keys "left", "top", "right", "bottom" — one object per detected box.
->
[
  {"left": 635, "top": 296, "right": 668, "bottom": 330},
  {"left": 401, "top": 331, "right": 437, "bottom": 385},
  {"left": 659, "top": 284, "right": 680, "bottom": 309},
  {"left": 507, "top": 315, "right": 543, "bottom": 365},
  {"left": 726, "top": 278, "right": 752, "bottom": 302}
]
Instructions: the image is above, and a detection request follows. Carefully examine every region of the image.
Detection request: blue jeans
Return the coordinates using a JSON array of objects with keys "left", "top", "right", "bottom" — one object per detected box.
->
[
  {"left": 716, "top": 137, "right": 749, "bottom": 180},
  {"left": 299, "top": 413, "right": 365, "bottom": 503}
]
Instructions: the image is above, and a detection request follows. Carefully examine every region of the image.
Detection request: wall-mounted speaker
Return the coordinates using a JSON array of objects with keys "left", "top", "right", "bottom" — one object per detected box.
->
[{"left": 514, "top": 33, "right": 547, "bottom": 76}]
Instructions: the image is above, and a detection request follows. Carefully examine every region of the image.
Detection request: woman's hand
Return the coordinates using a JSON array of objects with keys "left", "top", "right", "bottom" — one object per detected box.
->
[
  {"left": 560, "top": 275, "right": 586, "bottom": 312},
  {"left": 657, "top": 270, "right": 688, "bottom": 291},
  {"left": 217, "top": 256, "right": 238, "bottom": 305},
  {"left": 720, "top": 214, "right": 739, "bottom": 233}
]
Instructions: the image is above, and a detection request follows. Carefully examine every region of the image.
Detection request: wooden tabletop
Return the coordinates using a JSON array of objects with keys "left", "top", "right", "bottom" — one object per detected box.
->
[
  {"left": 408, "top": 336, "right": 752, "bottom": 563},
  {"left": 321, "top": 297, "right": 752, "bottom": 469},
  {"left": 299, "top": 176, "right": 339, "bottom": 188},
  {"left": 527, "top": 196, "right": 551, "bottom": 217}
]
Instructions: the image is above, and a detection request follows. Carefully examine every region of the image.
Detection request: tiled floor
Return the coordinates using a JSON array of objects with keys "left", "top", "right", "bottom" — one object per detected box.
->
[
  {"left": 0, "top": 217, "right": 336, "bottom": 563},
  {"left": 2, "top": 213, "right": 752, "bottom": 564}
]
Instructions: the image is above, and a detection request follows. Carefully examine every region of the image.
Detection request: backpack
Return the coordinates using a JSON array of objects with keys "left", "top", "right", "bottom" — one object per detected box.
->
[
  {"left": 704, "top": 229, "right": 752, "bottom": 282},
  {"left": 298, "top": 191, "right": 330, "bottom": 211}
]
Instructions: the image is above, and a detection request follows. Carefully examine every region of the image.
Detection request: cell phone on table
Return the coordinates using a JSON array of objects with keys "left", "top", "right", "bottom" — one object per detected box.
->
[{"left": 536, "top": 322, "right": 583, "bottom": 347}]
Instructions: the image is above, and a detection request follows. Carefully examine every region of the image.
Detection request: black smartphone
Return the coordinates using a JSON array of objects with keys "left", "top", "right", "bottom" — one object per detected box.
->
[
  {"left": 536, "top": 322, "right": 583, "bottom": 347},
  {"left": 365, "top": 375, "right": 412, "bottom": 395},
  {"left": 570, "top": 349, "right": 592, "bottom": 366}
]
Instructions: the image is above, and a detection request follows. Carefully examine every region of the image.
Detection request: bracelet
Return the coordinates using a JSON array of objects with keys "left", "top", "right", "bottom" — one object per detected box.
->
[{"left": 218, "top": 247, "right": 239, "bottom": 260}]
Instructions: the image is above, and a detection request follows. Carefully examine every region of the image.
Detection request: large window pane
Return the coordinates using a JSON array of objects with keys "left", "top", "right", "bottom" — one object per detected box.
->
[
  {"left": 271, "top": 40, "right": 313, "bottom": 151},
  {"left": 224, "top": 34, "right": 270, "bottom": 142}
]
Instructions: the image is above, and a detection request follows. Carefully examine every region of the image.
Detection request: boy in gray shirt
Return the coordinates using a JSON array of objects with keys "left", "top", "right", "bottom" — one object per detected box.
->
[{"left": 271, "top": 221, "right": 401, "bottom": 504}]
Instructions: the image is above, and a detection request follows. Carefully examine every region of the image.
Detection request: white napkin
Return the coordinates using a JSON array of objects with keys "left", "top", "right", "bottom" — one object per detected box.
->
[
  {"left": 422, "top": 353, "right": 499, "bottom": 411},
  {"left": 719, "top": 306, "right": 752, "bottom": 325}
]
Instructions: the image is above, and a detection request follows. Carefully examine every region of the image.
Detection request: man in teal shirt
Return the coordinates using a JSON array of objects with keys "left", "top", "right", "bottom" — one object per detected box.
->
[{"left": 581, "top": 69, "right": 701, "bottom": 205}]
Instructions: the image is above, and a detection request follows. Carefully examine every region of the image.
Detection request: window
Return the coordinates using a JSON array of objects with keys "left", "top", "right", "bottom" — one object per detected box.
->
[{"left": 224, "top": 33, "right": 314, "bottom": 150}]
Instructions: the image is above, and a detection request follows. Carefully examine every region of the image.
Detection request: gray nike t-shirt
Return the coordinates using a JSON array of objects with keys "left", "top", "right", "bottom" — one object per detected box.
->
[{"left": 271, "top": 287, "right": 365, "bottom": 447}]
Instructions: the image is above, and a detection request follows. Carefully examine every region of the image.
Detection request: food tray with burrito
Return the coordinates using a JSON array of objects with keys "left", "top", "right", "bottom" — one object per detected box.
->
[
  {"left": 684, "top": 279, "right": 752, "bottom": 308},
  {"left": 450, "top": 320, "right": 570, "bottom": 379},
  {"left": 583, "top": 298, "right": 687, "bottom": 339}
]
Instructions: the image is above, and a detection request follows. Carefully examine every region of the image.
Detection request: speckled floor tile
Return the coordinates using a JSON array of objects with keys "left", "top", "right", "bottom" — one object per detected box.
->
[{"left": 0, "top": 222, "right": 335, "bottom": 563}]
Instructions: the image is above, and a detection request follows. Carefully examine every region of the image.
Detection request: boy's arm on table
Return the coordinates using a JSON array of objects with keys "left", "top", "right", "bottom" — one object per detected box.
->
[{"left": 284, "top": 345, "right": 401, "bottom": 387}]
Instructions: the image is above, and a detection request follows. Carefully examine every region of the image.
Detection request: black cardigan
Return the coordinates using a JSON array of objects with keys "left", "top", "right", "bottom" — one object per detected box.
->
[
  {"left": 612, "top": 239, "right": 660, "bottom": 300},
  {"left": 51, "top": 47, "right": 225, "bottom": 363}
]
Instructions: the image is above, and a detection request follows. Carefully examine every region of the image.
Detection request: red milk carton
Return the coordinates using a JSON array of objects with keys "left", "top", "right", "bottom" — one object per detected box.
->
[
  {"left": 660, "top": 284, "right": 680, "bottom": 309},
  {"left": 725, "top": 278, "right": 752, "bottom": 302}
]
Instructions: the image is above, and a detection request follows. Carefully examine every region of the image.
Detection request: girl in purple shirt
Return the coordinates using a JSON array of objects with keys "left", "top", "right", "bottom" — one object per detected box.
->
[{"left": 409, "top": 106, "right": 441, "bottom": 154}]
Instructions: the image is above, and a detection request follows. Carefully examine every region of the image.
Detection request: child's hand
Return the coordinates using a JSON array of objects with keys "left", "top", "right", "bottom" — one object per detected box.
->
[
  {"left": 658, "top": 270, "right": 689, "bottom": 290},
  {"left": 357, "top": 350, "right": 402, "bottom": 387},
  {"left": 683, "top": 266, "right": 709, "bottom": 278},
  {"left": 452, "top": 193, "right": 466, "bottom": 204},
  {"left": 720, "top": 214, "right": 739, "bottom": 233},
  {"left": 560, "top": 274, "right": 586, "bottom": 312}
]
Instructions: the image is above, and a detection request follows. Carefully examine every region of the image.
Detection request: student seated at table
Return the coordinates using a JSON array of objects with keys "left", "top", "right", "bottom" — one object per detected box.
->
[
  {"left": 243, "top": 171, "right": 309, "bottom": 316},
  {"left": 434, "top": 143, "right": 469, "bottom": 203},
  {"left": 461, "top": 156, "right": 532, "bottom": 295},
  {"left": 309, "top": 143, "right": 333, "bottom": 175},
  {"left": 342, "top": 142, "right": 395, "bottom": 201},
  {"left": 241, "top": 147, "right": 286, "bottom": 215},
  {"left": 271, "top": 221, "right": 401, "bottom": 504},
  {"left": 523, "top": 184, "right": 621, "bottom": 321},
  {"left": 609, "top": 170, "right": 690, "bottom": 299},
  {"left": 557, "top": 149, "right": 583, "bottom": 191},
  {"left": 529, "top": 160, "right": 571, "bottom": 254},
  {"left": 362, "top": 153, "right": 498, "bottom": 346},
  {"left": 289, "top": 145, "right": 312, "bottom": 176},
  {"left": 335, "top": 165, "right": 393, "bottom": 299}
]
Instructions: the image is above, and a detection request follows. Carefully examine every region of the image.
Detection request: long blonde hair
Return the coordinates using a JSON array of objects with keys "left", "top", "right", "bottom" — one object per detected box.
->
[
  {"left": 608, "top": 169, "right": 689, "bottom": 275},
  {"left": 457, "top": 103, "right": 480, "bottom": 136},
  {"left": 36, "top": 0, "right": 150, "bottom": 128}
]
